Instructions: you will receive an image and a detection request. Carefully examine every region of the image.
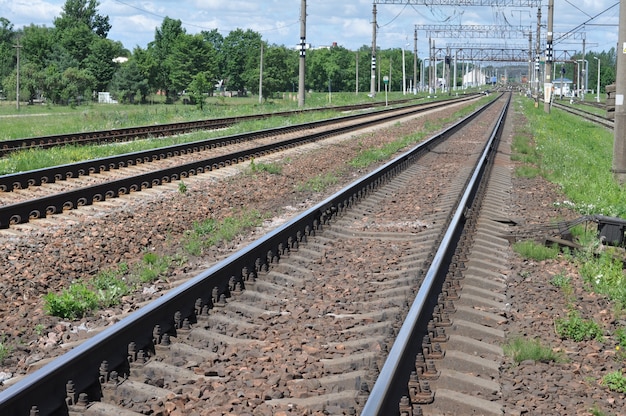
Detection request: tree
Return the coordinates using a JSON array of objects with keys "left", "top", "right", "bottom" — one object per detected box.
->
[
  {"left": 132, "top": 46, "right": 158, "bottom": 102},
  {"left": 260, "top": 44, "right": 298, "bottom": 99},
  {"left": 0, "top": 18, "right": 15, "bottom": 85},
  {"left": 54, "top": 0, "right": 111, "bottom": 38},
  {"left": 110, "top": 58, "right": 149, "bottom": 103},
  {"left": 221, "top": 28, "right": 263, "bottom": 92},
  {"left": 83, "top": 37, "right": 126, "bottom": 91},
  {"left": 188, "top": 72, "right": 212, "bottom": 109},
  {"left": 169, "top": 33, "right": 218, "bottom": 96},
  {"left": 148, "top": 17, "right": 186, "bottom": 101}
]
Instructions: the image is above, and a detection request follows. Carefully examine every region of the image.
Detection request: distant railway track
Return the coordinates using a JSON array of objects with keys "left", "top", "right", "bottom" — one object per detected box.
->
[
  {"left": 0, "top": 95, "right": 481, "bottom": 229},
  {"left": 552, "top": 101, "right": 614, "bottom": 129},
  {"left": 0, "top": 98, "right": 425, "bottom": 158},
  {"left": 0, "top": 93, "right": 510, "bottom": 415}
]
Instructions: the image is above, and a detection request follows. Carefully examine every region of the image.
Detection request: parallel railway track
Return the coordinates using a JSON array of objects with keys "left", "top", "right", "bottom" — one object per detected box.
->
[
  {"left": 0, "top": 94, "right": 511, "bottom": 415},
  {"left": 0, "top": 95, "right": 479, "bottom": 229},
  {"left": 0, "top": 98, "right": 422, "bottom": 158},
  {"left": 552, "top": 101, "right": 614, "bottom": 129}
]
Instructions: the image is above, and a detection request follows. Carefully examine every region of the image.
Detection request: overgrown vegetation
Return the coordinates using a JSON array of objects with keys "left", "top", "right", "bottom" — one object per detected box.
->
[
  {"left": 248, "top": 158, "right": 282, "bottom": 175},
  {"left": 518, "top": 96, "right": 626, "bottom": 217},
  {"left": 503, "top": 337, "right": 565, "bottom": 364},
  {"left": 182, "top": 209, "right": 265, "bottom": 256},
  {"left": 555, "top": 311, "right": 604, "bottom": 342},
  {"left": 0, "top": 335, "right": 11, "bottom": 364},
  {"left": 512, "top": 240, "right": 560, "bottom": 261},
  {"left": 43, "top": 253, "right": 170, "bottom": 319},
  {"left": 602, "top": 370, "right": 626, "bottom": 393}
]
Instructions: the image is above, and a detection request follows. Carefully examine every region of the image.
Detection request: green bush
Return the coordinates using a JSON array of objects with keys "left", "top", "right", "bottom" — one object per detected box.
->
[
  {"left": 44, "top": 282, "right": 99, "bottom": 319},
  {"left": 555, "top": 311, "right": 604, "bottom": 342},
  {"left": 92, "top": 271, "right": 130, "bottom": 307},
  {"left": 602, "top": 370, "right": 626, "bottom": 393}
]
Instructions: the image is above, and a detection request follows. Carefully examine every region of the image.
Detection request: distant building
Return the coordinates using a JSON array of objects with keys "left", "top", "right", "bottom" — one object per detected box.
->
[
  {"left": 462, "top": 68, "right": 486, "bottom": 87},
  {"left": 553, "top": 77, "right": 573, "bottom": 97},
  {"left": 98, "top": 92, "right": 118, "bottom": 104}
]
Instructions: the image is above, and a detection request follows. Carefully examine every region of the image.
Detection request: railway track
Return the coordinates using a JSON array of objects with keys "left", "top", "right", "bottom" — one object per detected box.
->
[
  {"left": 0, "top": 95, "right": 480, "bottom": 229},
  {"left": 0, "top": 93, "right": 511, "bottom": 415},
  {"left": 0, "top": 98, "right": 423, "bottom": 158},
  {"left": 552, "top": 101, "right": 614, "bottom": 129}
]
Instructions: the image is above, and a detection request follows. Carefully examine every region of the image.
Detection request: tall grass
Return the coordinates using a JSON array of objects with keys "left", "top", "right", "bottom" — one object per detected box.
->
[{"left": 518, "top": 96, "right": 626, "bottom": 217}]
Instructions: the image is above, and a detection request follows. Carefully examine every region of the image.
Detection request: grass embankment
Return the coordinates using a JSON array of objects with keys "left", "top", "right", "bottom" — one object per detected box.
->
[{"left": 509, "top": 94, "right": 626, "bottom": 401}]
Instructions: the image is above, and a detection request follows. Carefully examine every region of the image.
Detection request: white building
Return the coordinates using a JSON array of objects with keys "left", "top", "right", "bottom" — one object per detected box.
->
[{"left": 462, "top": 68, "right": 486, "bottom": 88}]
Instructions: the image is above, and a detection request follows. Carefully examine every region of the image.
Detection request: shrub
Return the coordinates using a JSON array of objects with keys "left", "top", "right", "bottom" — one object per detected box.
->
[
  {"left": 44, "top": 282, "right": 99, "bottom": 319},
  {"left": 555, "top": 311, "right": 604, "bottom": 342},
  {"left": 602, "top": 370, "right": 626, "bottom": 393}
]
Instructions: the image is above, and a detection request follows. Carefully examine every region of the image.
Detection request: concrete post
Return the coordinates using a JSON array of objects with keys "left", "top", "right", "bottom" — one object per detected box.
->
[{"left": 613, "top": 0, "right": 626, "bottom": 183}]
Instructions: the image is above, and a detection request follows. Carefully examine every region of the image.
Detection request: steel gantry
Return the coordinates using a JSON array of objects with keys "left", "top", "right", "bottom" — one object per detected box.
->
[
  {"left": 368, "top": 0, "right": 542, "bottom": 96},
  {"left": 373, "top": 0, "right": 541, "bottom": 5},
  {"left": 417, "top": 24, "right": 531, "bottom": 38}
]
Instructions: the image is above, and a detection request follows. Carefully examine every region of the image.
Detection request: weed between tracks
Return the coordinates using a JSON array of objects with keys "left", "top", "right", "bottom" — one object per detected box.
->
[{"left": 503, "top": 337, "right": 565, "bottom": 364}]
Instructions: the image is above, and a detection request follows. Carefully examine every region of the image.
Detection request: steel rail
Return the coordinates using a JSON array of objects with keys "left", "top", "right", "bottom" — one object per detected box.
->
[
  {"left": 0, "top": 99, "right": 420, "bottom": 157},
  {"left": 552, "top": 102, "right": 614, "bottom": 129},
  {"left": 361, "top": 94, "right": 510, "bottom": 415},
  {"left": 0, "top": 96, "right": 478, "bottom": 193},
  {"left": 0, "top": 96, "right": 483, "bottom": 229},
  {"left": 0, "top": 94, "right": 501, "bottom": 416}
]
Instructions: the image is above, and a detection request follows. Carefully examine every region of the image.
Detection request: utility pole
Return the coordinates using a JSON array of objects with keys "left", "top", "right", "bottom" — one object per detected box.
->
[
  {"left": 356, "top": 52, "right": 359, "bottom": 95},
  {"left": 14, "top": 37, "right": 21, "bottom": 110},
  {"left": 258, "top": 43, "right": 264, "bottom": 104},
  {"left": 413, "top": 28, "right": 418, "bottom": 94},
  {"left": 535, "top": 6, "right": 541, "bottom": 97},
  {"left": 298, "top": 0, "right": 306, "bottom": 107},
  {"left": 402, "top": 41, "right": 407, "bottom": 95},
  {"left": 582, "top": 37, "right": 586, "bottom": 101},
  {"left": 370, "top": 3, "right": 377, "bottom": 97},
  {"left": 446, "top": 46, "right": 451, "bottom": 95},
  {"left": 613, "top": 0, "right": 626, "bottom": 184},
  {"left": 544, "top": 0, "right": 553, "bottom": 113},
  {"left": 528, "top": 32, "right": 533, "bottom": 93}
]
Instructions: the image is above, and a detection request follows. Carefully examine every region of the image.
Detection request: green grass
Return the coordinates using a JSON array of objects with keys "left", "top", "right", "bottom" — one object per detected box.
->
[
  {"left": 297, "top": 172, "right": 340, "bottom": 193},
  {"left": 44, "top": 282, "right": 99, "bottom": 320},
  {"left": 519, "top": 96, "right": 626, "bottom": 217},
  {"left": 248, "top": 158, "right": 282, "bottom": 175},
  {"left": 503, "top": 336, "right": 565, "bottom": 364},
  {"left": 512, "top": 240, "right": 560, "bottom": 261},
  {"left": 602, "top": 370, "right": 626, "bottom": 393},
  {"left": 0, "top": 92, "right": 482, "bottom": 176},
  {"left": 91, "top": 268, "right": 131, "bottom": 307},
  {"left": 0, "top": 92, "right": 424, "bottom": 141},
  {"left": 555, "top": 311, "right": 604, "bottom": 342},
  {"left": 43, "top": 253, "right": 173, "bottom": 319},
  {"left": 0, "top": 335, "right": 11, "bottom": 364},
  {"left": 183, "top": 209, "right": 265, "bottom": 256}
]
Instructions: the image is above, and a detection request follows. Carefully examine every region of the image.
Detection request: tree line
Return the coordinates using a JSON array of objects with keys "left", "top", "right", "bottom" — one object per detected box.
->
[
  {"left": 0, "top": 0, "right": 411, "bottom": 106},
  {"left": 0, "top": 0, "right": 616, "bottom": 107}
]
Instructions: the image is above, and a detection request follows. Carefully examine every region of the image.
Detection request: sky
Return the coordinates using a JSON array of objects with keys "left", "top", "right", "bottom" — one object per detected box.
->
[{"left": 0, "top": 0, "right": 620, "bottom": 55}]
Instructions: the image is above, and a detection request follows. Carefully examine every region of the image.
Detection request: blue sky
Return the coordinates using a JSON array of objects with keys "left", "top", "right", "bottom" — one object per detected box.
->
[{"left": 0, "top": 0, "right": 620, "bottom": 54}]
